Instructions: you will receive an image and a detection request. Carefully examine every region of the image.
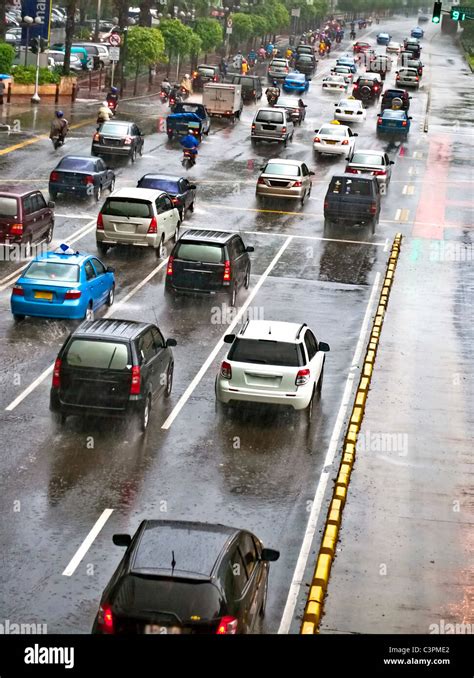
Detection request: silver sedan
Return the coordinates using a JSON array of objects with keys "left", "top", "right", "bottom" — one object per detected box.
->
[{"left": 256, "top": 159, "right": 314, "bottom": 205}]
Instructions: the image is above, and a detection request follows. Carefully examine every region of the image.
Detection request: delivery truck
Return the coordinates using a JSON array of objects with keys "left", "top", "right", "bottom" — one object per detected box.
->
[{"left": 202, "top": 83, "right": 243, "bottom": 121}]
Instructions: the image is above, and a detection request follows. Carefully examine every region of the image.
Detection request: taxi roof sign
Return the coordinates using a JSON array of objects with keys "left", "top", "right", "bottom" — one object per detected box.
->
[{"left": 55, "top": 244, "right": 79, "bottom": 255}]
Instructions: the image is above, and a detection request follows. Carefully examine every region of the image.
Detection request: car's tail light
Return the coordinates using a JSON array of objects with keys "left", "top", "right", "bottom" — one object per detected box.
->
[
  {"left": 123, "top": 135, "right": 132, "bottom": 145},
  {"left": 84, "top": 175, "right": 94, "bottom": 185},
  {"left": 345, "top": 167, "right": 358, "bottom": 173},
  {"left": 251, "top": 124, "right": 256, "bottom": 130},
  {"left": 220, "top": 361, "right": 232, "bottom": 380},
  {"left": 130, "top": 365, "right": 141, "bottom": 395},
  {"left": 296, "top": 369, "right": 310, "bottom": 386},
  {"left": 257, "top": 177, "right": 265, "bottom": 184},
  {"left": 9, "top": 223, "right": 23, "bottom": 236},
  {"left": 12, "top": 284, "right": 24, "bottom": 296},
  {"left": 281, "top": 127, "right": 286, "bottom": 134},
  {"left": 314, "top": 136, "right": 321, "bottom": 143},
  {"left": 373, "top": 85, "right": 379, "bottom": 91},
  {"left": 223, "top": 260, "right": 231, "bottom": 282},
  {"left": 216, "top": 616, "right": 238, "bottom": 634},
  {"left": 148, "top": 217, "right": 158, "bottom": 234},
  {"left": 193, "top": 71, "right": 198, "bottom": 77},
  {"left": 166, "top": 255, "right": 174, "bottom": 276},
  {"left": 52, "top": 358, "right": 62, "bottom": 388},
  {"left": 65, "top": 289, "right": 81, "bottom": 299},
  {"left": 377, "top": 117, "right": 382, "bottom": 125},
  {"left": 353, "top": 84, "right": 358, "bottom": 89},
  {"left": 50, "top": 171, "right": 59, "bottom": 182},
  {"left": 171, "top": 197, "right": 179, "bottom": 205},
  {"left": 324, "top": 200, "right": 329, "bottom": 209},
  {"left": 369, "top": 203, "right": 377, "bottom": 214},
  {"left": 93, "top": 132, "right": 100, "bottom": 141},
  {"left": 97, "top": 212, "right": 104, "bottom": 230},
  {"left": 213, "top": 75, "right": 218, "bottom": 81},
  {"left": 373, "top": 169, "right": 387, "bottom": 176},
  {"left": 415, "top": 76, "right": 419, "bottom": 81},
  {"left": 341, "top": 139, "right": 348, "bottom": 145},
  {"left": 293, "top": 181, "right": 303, "bottom": 187},
  {"left": 97, "top": 605, "right": 114, "bottom": 634},
  {"left": 402, "top": 121, "right": 407, "bottom": 126}
]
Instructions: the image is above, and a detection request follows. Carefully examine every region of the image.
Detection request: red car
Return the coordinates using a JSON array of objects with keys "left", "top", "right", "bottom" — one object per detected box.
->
[{"left": 353, "top": 41, "right": 371, "bottom": 54}]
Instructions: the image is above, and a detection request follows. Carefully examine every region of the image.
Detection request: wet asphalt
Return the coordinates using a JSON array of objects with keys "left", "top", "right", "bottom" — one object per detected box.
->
[{"left": 0, "top": 15, "right": 472, "bottom": 633}]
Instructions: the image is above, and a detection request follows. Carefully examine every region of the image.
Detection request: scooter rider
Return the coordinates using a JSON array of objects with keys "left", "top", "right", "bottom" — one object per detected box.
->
[
  {"left": 265, "top": 81, "right": 280, "bottom": 105},
  {"left": 106, "top": 86, "right": 118, "bottom": 107},
  {"left": 50, "top": 110, "right": 68, "bottom": 141},
  {"left": 160, "top": 76, "right": 171, "bottom": 94},
  {"left": 97, "top": 101, "right": 112, "bottom": 124},
  {"left": 180, "top": 128, "right": 200, "bottom": 165}
]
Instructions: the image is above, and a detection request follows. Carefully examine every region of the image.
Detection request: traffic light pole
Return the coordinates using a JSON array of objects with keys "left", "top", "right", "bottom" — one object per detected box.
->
[{"left": 31, "top": 47, "right": 41, "bottom": 103}]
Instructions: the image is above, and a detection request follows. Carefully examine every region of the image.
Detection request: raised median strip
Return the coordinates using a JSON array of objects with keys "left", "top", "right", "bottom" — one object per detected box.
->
[{"left": 300, "top": 233, "right": 403, "bottom": 634}]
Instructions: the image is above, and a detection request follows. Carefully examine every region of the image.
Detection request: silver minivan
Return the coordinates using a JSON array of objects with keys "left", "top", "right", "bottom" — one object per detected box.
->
[
  {"left": 396, "top": 67, "right": 420, "bottom": 88},
  {"left": 96, "top": 187, "right": 180, "bottom": 257},
  {"left": 251, "top": 107, "right": 294, "bottom": 145}
]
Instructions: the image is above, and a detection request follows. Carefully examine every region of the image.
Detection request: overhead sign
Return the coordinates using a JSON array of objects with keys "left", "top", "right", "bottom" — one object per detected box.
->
[
  {"left": 109, "top": 46, "right": 120, "bottom": 61},
  {"left": 20, "top": 0, "right": 53, "bottom": 45},
  {"left": 291, "top": 8, "right": 300, "bottom": 17},
  {"left": 226, "top": 26, "right": 232, "bottom": 35},
  {"left": 109, "top": 33, "right": 122, "bottom": 46}
]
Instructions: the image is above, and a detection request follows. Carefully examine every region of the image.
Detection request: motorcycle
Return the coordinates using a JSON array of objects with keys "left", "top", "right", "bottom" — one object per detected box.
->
[
  {"left": 266, "top": 93, "right": 279, "bottom": 106},
  {"left": 169, "top": 92, "right": 183, "bottom": 111},
  {"left": 50, "top": 130, "right": 67, "bottom": 150},
  {"left": 350, "top": 30, "right": 356, "bottom": 40},
  {"left": 159, "top": 88, "right": 169, "bottom": 103},
  {"left": 182, "top": 149, "right": 196, "bottom": 170},
  {"left": 106, "top": 98, "right": 117, "bottom": 115},
  {"left": 179, "top": 85, "right": 190, "bottom": 100}
]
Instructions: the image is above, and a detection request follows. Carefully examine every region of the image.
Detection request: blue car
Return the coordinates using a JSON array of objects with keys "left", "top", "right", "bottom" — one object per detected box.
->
[
  {"left": 376, "top": 32, "right": 391, "bottom": 45},
  {"left": 283, "top": 71, "right": 309, "bottom": 93},
  {"left": 410, "top": 27, "right": 424, "bottom": 38},
  {"left": 376, "top": 109, "right": 412, "bottom": 136},
  {"left": 11, "top": 244, "right": 115, "bottom": 321},
  {"left": 336, "top": 57, "right": 357, "bottom": 73}
]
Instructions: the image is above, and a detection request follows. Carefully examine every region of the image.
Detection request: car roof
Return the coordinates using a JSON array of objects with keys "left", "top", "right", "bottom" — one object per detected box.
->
[
  {"left": 383, "top": 88, "right": 408, "bottom": 96},
  {"left": 29, "top": 249, "right": 90, "bottom": 265},
  {"left": 0, "top": 186, "right": 40, "bottom": 198},
  {"left": 266, "top": 159, "right": 303, "bottom": 166},
  {"left": 100, "top": 120, "right": 134, "bottom": 127},
  {"left": 238, "top": 319, "right": 307, "bottom": 343},
  {"left": 129, "top": 520, "right": 240, "bottom": 578},
  {"left": 108, "top": 187, "right": 166, "bottom": 200},
  {"left": 178, "top": 228, "right": 236, "bottom": 244},
  {"left": 351, "top": 149, "right": 384, "bottom": 156},
  {"left": 287, "top": 72, "right": 305, "bottom": 78},
  {"left": 57, "top": 155, "right": 99, "bottom": 164},
  {"left": 139, "top": 174, "right": 183, "bottom": 182},
  {"left": 73, "top": 318, "right": 151, "bottom": 339},
  {"left": 331, "top": 172, "right": 377, "bottom": 182}
]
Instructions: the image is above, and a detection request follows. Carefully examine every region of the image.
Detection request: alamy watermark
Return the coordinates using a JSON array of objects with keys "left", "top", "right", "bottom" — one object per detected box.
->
[
  {"left": 0, "top": 242, "right": 49, "bottom": 262},
  {"left": 429, "top": 619, "right": 473, "bottom": 634},
  {"left": 0, "top": 618, "right": 47, "bottom": 634},
  {"left": 210, "top": 303, "right": 265, "bottom": 325},
  {"left": 357, "top": 431, "right": 409, "bottom": 456}
]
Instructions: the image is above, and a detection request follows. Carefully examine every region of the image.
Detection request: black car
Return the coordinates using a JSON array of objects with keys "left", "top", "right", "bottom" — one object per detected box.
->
[
  {"left": 324, "top": 173, "right": 381, "bottom": 235},
  {"left": 192, "top": 64, "right": 220, "bottom": 91},
  {"left": 403, "top": 40, "right": 422, "bottom": 60},
  {"left": 274, "top": 98, "right": 306, "bottom": 125},
  {"left": 165, "top": 229, "right": 253, "bottom": 307},
  {"left": 380, "top": 88, "right": 412, "bottom": 112},
  {"left": 92, "top": 121, "right": 144, "bottom": 163},
  {"left": 137, "top": 174, "right": 196, "bottom": 220},
  {"left": 91, "top": 520, "right": 280, "bottom": 635},
  {"left": 352, "top": 74, "right": 382, "bottom": 103},
  {"left": 399, "top": 53, "right": 423, "bottom": 76},
  {"left": 294, "top": 54, "right": 317, "bottom": 79},
  {"left": 50, "top": 319, "right": 176, "bottom": 431},
  {"left": 224, "top": 74, "right": 262, "bottom": 102},
  {"left": 49, "top": 156, "right": 115, "bottom": 202}
]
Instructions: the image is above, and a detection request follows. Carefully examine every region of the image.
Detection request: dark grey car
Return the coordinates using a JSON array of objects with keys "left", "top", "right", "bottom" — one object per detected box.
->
[{"left": 92, "top": 121, "right": 144, "bottom": 163}]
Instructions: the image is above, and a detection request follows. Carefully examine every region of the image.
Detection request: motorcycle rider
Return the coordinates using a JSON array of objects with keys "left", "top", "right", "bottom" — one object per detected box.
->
[
  {"left": 97, "top": 101, "right": 112, "bottom": 124},
  {"left": 160, "top": 76, "right": 171, "bottom": 95},
  {"left": 233, "top": 51, "right": 244, "bottom": 71},
  {"left": 265, "top": 81, "right": 280, "bottom": 105},
  {"left": 180, "top": 73, "right": 193, "bottom": 95},
  {"left": 106, "top": 85, "right": 118, "bottom": 105},
  {"left": 49, "top": 110, "right": 68, "bottom": 143},
  {"left": 180, "top": 128, "right": 200, "bottom": 165}
]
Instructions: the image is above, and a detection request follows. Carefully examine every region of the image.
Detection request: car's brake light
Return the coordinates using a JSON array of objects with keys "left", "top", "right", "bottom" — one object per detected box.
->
[
  {"left": 84, "top": 175, "right": 94, "bottom": 185},
  {"left": 50, "top": 171, "right": 59, "bottom": 182},
  {"left": 373, "top": 169, "right": 387, "bottom": 176},
  {"left": 223, "top": 260, "right": 231, "bottom": 282},
  {"left": 216, "top": 616, "right": 238, "bottom": 634},
  {"left": 220, "top": 361, "right": 232, "bottom": 380},
  {"left": 97, "top": 212, "right": 104, "bottom": 230},
  {"left": 345, "top": 167, "right": 358, "bottom": 173},
  {"left": 324, "top": 200, "right": 329, "bottom": 209},
  {"left": 377, "top": 117, "right": 382, "bottom": 124},
  {"left": 293, "top": 181, "right": 302, "bottom": 187},
  {"left": 402, "top": 121, "right": 407, "bottom": 126},
  {"left": 257, "top": 177, "right": 266, "bottom": 184},
  {"left": 166, "top": 255, "right": 174, "bottom": 276},
  {"left": 314, "top": 136, "right": 321, "bottom": 143},
  {"left": 213, "top": 75, "right": 218, "bottom": 81},
  {"left": 296, "top": 368, "right": 310, "bottom": 386},
  {"left": 130, "top": 365, "right": 141, "bottom": 395},
  {"left": 171, "top": 197, "right": 179, "bottom": 204},
  {"left": 251, "top": 124, "right": 256, "bottom": 130},
  {"left": 52, "top": 358, "right": 61, "bottom": 389},
  {"left": 373, "top": 85, "right": 379, "bottom": 91},
  {"left": 93, "top": 132, "right": 100, "bottom": 141},
  {"left": 281, "top": 127, "right": 286, "bottom": 134},
  {"left": 12, "top": 284, "right": 24, "bottom": 296},
  {"left": 9, "top": 223, "right": 23, "bottom": 236},
  {"left": 369, "top": 203, "right": 377, "bottom": 214},
  {"left": 65, "top": 289, "right": 81, "bottom": 299},
  {"left": 353, "top": 84, "right": 358, "bottom": 89},
  {"left": 123, "top": 135, "right": 132, "bottom": 145},
  {"left": 148, "top": 217, "right": 158, "bottom": 234},
  {"left": 97, "top": 605, "right": 114, "bottom": 634},
  {"left": 415, "top": 76, "right": 419, "bottom": 81},
  {"left": 341, "top": 139, "right": 349, "bottom": 145}
]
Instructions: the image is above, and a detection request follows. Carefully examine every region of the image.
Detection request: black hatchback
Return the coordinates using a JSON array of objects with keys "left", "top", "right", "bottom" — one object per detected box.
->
[
  {"left": 50, "top": 319, "right": 176, "bottom": 431},
  {"left": 91, "top": 520, "right": 280, "bottom": 635},
  {"left": 49, "top": 155, "right": 115, "bottom": 202},
  {"left": 137, "top": 174, "right": 196, "bottom": 220},
  {"left": 165, "top": 229, "right": 253, "bottom": 306},
  {"left": 380, "top": 88, "right": 412, "bottom": 112},
  {"left": 92, "top": 120, "right": 144, "bottom": 163}
]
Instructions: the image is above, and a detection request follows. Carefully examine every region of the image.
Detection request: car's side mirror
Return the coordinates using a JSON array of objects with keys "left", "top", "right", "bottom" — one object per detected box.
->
[
  {"left": 309, "top": 171, "right": 315, "bottom": 176},
  {"left": 246, "top": 246, "right": 254, "bottom": 252},
  {"left": 261, "top": 548, "right": 280, "bottom": 562},
  {"left": 113, "top": 534, "right": 131, "bottom": 547},
  {"left": 389, "top": 160, "right": 395, "bottom": 165},
  {"left": 48, "top": 201, "right": 55, "bottom": 208},
  {"left": 106, "top": 266, "right": 115, "bottom": 273},
  {"left": 353, "top": 132, "right": 358, "bottom": 136},
  {"left": 408, "top": 116, "right": 412, "bottom": 119},
  {"left": 319, "top": 341, "right": 330, "bottom": 352},
  {"left": 223, "top": 334, "right": 235, "bottom": 344},
  {"left": 189, "top": 184, "right": 197, "bottom": 190},
  {"left": 166, "top": 338, "right": 177, "bottom": 347}
]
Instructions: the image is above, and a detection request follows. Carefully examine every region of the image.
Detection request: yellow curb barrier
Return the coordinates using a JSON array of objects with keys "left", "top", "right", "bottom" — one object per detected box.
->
[{"left": 300, "top": 234, "right": 403, "bottom": 634}]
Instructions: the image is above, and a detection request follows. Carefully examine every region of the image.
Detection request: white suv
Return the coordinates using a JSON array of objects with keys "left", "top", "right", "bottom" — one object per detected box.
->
[{"left": 215, "top": 320, "right": 330, "bottom": 418}]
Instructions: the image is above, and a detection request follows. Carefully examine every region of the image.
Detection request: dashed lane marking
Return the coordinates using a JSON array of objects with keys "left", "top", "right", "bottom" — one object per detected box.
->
[{"left": 62, "top": 509, "right": 114, "bottom": 577}]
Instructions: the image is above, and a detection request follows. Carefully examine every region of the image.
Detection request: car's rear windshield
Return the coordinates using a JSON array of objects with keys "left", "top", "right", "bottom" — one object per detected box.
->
[
  {"left": 264, "top": 163, "right": 300, "bottom": 176},
  {"left": 74, "top": 44, "right": 94, "bottom": 54},
  {"left": 58, "top": 157, "right": 96, "bottom": 171},
  {"left": 228, "top": 338, "right": 304, "bottom": 367},
  {"left": 0, "top": 196, "right": 18, "bottom": 218},
  {"left": 102, "top": 198, "right": 153, "bottom": 218},
  {"left": 351, "top": 153, "right": 383, "bottom": 165},
  {"left": 64, "top": 339, "right": 129, "bottom": 370},
  {"left": 138, "top": 179, "right": 179, "bottom": 194},
  {"left": 100, "top": 122, "right": 129, "bottom": 136},
  {"left": 382, "top": 110, "right": 405, "bottom": 119},
  {"left": 256, "top": 110, "right": 283, "bottom": 123},
  {"left": 239, "top": 77, "right": 258, "bottom": 87},
  {"left": 288, "top": 74, "right": 304, "bottom": 81},
  {"left": 198, "top": 67, "right": 215, "bottom": 76},
  {"left": 319, "top": 126, "right": 345, "bottom": 136},
  {"left": 357, "top": 79, "right": 377, "bottom": 87},
  {"left": 329, "top": 178, "right": 372, "bottom": 196},
  {"left": 296, "top": 55, "right": 313, "bottom": 62},
  {"left": 24, "top": 261, "right": 79, "bottom": 282},
  {"left": 174, "top": 243, "right": 223, "bottom": 264},
  {"left": 271, "top": 60, "right": 287, "bottom": 66}
]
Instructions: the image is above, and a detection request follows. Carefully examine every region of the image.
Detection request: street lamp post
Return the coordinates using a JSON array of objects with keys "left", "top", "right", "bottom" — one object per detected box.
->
[
  {"left": 21, "top": 16, "right": 34, "bottom": 67},
  {"left": 31, "top": 17, "right": 44, "bottom": 104}
]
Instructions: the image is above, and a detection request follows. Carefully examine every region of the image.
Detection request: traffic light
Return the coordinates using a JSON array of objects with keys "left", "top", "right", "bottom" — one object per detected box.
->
[
  {"left": 29, "top": 37, "right": 40, "bottom": 54},
  {"left": 432, "top": 1, "right": 442, "bottom": 23}
]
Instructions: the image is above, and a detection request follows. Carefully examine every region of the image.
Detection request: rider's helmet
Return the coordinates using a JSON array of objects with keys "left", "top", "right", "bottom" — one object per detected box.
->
[
  {"left": 185, "top": 74, "right": 190, "bottom": 78},
  {"left": 55, "top": 110, "right": 64, "bottom": 118},
  {"left": 102, "top": 101, "right": 108, "bottom": 107},
  {"left": 110, "top": 86, "right": 118, "bottom": 93}
]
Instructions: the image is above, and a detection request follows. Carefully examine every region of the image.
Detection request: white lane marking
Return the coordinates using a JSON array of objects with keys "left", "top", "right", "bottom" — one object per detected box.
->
[
  {"left": 413, "top": 151, "right": 423, "bottom": 160},
  {"left": 5, "top": 258, "right": 168, "bottom": 411},
  {"left": 278, "top": 271, "right": 382, "bottom": 634},
  {"left": 161, "top": 236, "right": 293, "bottom": 430},
  {"left": 408, "top": 166, "right": 414, "bottom": 176},
  {"left": 383, "top": 238, "right": 389, "bottom": 252},
  {"left": 394, "top": 208, "right": 402, "bottom": 221},
  {"left": 62, "top": 509, "right": 114, "bottom": 576},
  {"left": 54, "top": 214, "right": 96, "bottom": 219},
  {"left": 402, "top": 184, "right": 408, "bottom": 195}
]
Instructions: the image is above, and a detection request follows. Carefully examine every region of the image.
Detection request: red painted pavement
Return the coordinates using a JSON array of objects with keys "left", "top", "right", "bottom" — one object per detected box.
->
[{"left": 413, "top": 134, "right": 452, "bottom": 240}]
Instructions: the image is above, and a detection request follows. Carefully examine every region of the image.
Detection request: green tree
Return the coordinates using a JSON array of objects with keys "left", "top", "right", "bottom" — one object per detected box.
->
[
  {"left": 230, "top": 13, "right": 253, "bottom": 47},
  {"left": 250, "top": 15, "right": 269, "bottom": 43},
  {"left": 160, "top": 19, "right": 195, "bottom": 76},
  {"left": 0, "top": 0, "right": 6, "bottom": 40},
  {"left": 0, "top": 43, "right": 15, "bottom": 74},
  {"left": 63, "top": 0, "right": 77, "bottom": 75},
  {"left": 126, "top": 26, "right": 166, "bottom": 94},
  {"left": 195, "top": 18, "right": 223, "bottom": 56},
  {"left": 188, "top": 32, "right": 203, "bottom": 71}
]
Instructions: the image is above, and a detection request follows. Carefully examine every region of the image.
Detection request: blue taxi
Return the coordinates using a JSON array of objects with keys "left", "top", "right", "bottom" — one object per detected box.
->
[
  {"left": 282, "top": 71, "right": 309, "bottom": 93},
  {"left": 376, "top": 109, "right": 412, "bottom": 137}
]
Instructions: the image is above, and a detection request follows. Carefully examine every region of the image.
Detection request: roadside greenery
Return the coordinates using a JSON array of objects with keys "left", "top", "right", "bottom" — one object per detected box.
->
[
  {"left": 0, "top": 42, "right": 15, "bottom": 74},
  {"left": 11, "top": 65, "right": 61, "bottom": 85}
]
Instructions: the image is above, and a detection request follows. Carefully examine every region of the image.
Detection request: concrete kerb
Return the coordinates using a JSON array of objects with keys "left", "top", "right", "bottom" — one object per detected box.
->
[{"left": 299, "top": 233, "right": 403, "bottom": 634}]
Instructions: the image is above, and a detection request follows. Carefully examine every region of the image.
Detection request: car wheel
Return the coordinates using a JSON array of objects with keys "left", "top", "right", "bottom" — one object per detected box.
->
[
  {"left": 301, "top": 190, "right": 307, "bottom": 206},
  {"left": 165, "top": 362, "right": 173, "bottom": 397},
  {"left": 53, "top": 412, "right": 67, "bottom": 425},
  {"left": 228, "top": 284, "right": 237, "bottom": 307},
  {"left": 49, "top": 190, "right": 57, "bottom": 200},
  {"left": 13, "top": 314, "right": 25, "bottom": 322},
  {"left": 316, "top": 365, "right": 324, "bottom": 394},
  {"left": 94, "top": 185, "right": 102, "bottom": 202},
  {"left": 107, "top": 284, "right": 115, "bottom": 306},
  {"left": 283, "top": 136, "right": 288, "bottom": 147},
  {"left": 370, "top": 217, "right": 377, "bottom": 235},
  {"left": 45, "top": 225, "right": 54, "bottom": 244},
  {"left": 244, "top": 266, "right": 250, "bottom": 289},
  {"left": 259, "top": 574, "right": 269, "bottom": 617},
  {"left": 109, "top": 177, "right": 115, "bottom": 192},
  {"left": 188, "top": 201, "right": 194, "bottom": 213},
  {"left": 140, "top": 395, "right": 151, "bottom": 432},
  {"left": 85, "top": 303, "right": 94, "bottom": 321},
  {"left": 173, "top": 220, "right": 180, "bottom": 243},
  {"left": 139, "top": 142, "right": 143, "bottom": 156},
  {"left": 156, "top": 234, "right": 165, "bottom": 258},
  {"left": 97, "top": 242, "right": 108, "bottom": 255},
  {"left": 130, "top": 147, "right": 137, "bottom": 163},
  {"left": 306, "top": 386, "right": 315, "bottom": 422}
]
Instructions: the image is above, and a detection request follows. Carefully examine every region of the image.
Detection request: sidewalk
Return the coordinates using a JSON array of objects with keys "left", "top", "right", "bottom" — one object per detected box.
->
[{"left": 320, "top": 237, "right": 474, "bottom": 634}]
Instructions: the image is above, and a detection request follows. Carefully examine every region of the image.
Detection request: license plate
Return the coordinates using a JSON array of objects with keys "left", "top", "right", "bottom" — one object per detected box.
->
[
  {"left": 35, "top": 291, "right": 53, "bottom": 300},
  {"left": 325, "top": 140, "right": 337, "bottom": 144},
  {"left": 144, "top": 625, "right": 181, "bottom": 634},
  {"left": 345, "top": 111, "right": 353, "bottom": 114}
]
